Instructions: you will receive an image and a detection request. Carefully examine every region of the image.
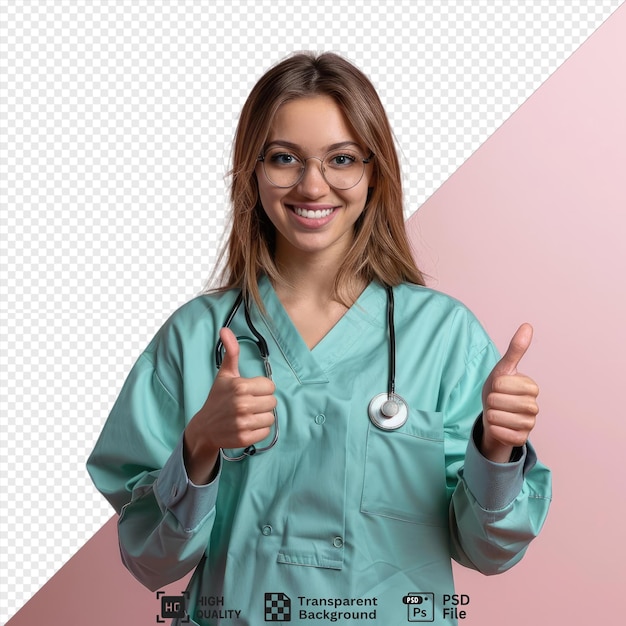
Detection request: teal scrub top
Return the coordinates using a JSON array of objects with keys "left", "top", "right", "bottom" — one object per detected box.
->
[{"left": 87, "top": 277, "right": 552, "bottom": 625}]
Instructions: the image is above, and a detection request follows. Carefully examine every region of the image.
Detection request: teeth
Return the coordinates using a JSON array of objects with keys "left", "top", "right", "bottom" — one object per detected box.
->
[{"left": 293, "top": 207, "right": 334, "bottom": 219}]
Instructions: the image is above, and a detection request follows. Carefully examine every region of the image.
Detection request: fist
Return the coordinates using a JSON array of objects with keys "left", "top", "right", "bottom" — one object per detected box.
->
[
  {"left": 183, "top": 327, "right": 277, "bottom": 483},
  {"left": 481, "top": 323, "right": 539, "bottom": 463}
]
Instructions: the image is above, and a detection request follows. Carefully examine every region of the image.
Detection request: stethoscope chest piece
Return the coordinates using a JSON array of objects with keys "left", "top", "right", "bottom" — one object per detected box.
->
[{"left": 368, "top": 392, "right": 408, "bottom": 430}]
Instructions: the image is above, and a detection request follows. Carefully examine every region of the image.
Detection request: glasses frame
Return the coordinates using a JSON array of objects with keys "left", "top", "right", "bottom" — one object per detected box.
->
[{"left": 257, "top": 148, "right": 375, "bottom": 190}]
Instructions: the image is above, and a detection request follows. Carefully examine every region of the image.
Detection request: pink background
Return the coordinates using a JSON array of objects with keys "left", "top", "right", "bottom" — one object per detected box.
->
[
  {"left": 8, "top": 5, "right": 626, "bottom": 625},
  {"left": 409, "top": 5, "right": 626, "bottom": 621}
]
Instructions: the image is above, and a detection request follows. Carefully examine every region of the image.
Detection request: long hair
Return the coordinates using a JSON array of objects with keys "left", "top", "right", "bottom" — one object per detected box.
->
[{"left": 214, "top": 52, "right": 425, "bottom": 307}]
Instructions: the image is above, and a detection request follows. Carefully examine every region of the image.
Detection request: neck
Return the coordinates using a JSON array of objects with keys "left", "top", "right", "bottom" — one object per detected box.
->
[
  {"left": 271, "top": 246, "right": 366, "bottom": 349},
  {"left": 271, "top": 233, "right": 368, "bottom": 308},
  {"left": 274, "top": 248, "right": 340, "bottom": 305}
]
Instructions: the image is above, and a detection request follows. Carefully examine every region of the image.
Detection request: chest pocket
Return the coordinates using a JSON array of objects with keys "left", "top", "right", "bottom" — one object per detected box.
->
[{"left": 360, "top": 409, "right": 448, "bottom": 526}]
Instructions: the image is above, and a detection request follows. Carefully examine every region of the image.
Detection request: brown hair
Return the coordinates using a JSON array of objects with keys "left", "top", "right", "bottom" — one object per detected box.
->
[{"left": 214, "top": 51, "right": 424, "bottom": 307}]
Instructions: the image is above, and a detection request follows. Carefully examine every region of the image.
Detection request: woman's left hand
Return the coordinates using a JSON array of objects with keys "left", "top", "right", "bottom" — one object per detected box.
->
[{"left": 480, "top": 323, "right": 540, "bottom": 463}]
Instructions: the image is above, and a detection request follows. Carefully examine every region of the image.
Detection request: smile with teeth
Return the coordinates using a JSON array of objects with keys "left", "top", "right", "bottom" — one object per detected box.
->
[{"left": 292, "top": 206, "right": 335, "bottom": 219}]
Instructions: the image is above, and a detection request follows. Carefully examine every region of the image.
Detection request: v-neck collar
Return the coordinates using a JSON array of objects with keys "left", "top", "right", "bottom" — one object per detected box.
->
[{"left": 251, "top": 275, "right": 386, "bottom": 384}]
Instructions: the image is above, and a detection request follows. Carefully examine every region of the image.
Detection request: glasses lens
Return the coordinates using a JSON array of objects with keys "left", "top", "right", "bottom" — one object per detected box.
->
[
  {"left": 262, "top": 149, "right": 304, "bottom": 188},
  {"left": 262, "top": 148, "right": 368, "bottom": 189},
  {"left": 322, "top": 149, "right": 366, "bottom": 189}
]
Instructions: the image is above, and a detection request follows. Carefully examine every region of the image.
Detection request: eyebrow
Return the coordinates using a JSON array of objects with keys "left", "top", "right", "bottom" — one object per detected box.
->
[{"left": 264, "top": 140, "right": 364, "bottom": 152}]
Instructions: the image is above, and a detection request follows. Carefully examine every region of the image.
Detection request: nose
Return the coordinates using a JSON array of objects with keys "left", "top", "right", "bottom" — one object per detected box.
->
[{"left": 297, "top": 156, "right": 329, "bottom": 197}]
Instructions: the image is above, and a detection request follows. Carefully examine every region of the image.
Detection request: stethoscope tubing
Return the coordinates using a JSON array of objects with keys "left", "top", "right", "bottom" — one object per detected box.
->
[
  {"left": 216, "top": 292, "right": 278, "bottom": 462},
  {"left": 216, "top": 284, "right": 408, "bottom": 462},
  {"left": 368, "top": 286, "right": 409, "bottom": 430}
]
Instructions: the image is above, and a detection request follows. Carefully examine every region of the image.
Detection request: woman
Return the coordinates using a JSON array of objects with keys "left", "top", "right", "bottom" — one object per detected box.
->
[{"left": 88, "top": 52, "right": 551, "bottom": 625}]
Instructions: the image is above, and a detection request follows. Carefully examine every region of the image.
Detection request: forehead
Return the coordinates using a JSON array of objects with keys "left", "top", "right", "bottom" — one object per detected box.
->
[{"left": 267, "top": 95, "right": 362, "bottom": 151}]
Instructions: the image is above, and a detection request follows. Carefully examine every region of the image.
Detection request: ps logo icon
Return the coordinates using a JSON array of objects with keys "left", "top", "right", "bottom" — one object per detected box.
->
[{"left": 403, "top": 592, "right": 434, "bottom": 622}]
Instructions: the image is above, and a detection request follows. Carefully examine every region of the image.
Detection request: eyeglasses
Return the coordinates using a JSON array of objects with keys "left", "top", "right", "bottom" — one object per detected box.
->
[{"left": 258, "top": 146, "right": 374, "bottom": 190}]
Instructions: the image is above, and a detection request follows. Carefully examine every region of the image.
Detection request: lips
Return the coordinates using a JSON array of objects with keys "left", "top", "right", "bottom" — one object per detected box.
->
[
  {"left": 293, "top": 206, "right": 334, "bottom": 219},
  {"left": 288, "top": 204, "right": 337, "bottom": 219}
]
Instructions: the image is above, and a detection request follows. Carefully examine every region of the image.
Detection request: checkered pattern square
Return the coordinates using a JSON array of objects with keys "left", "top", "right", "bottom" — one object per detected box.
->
[{"left": 264, "top": 593, "right": 292, "bottom": 621}]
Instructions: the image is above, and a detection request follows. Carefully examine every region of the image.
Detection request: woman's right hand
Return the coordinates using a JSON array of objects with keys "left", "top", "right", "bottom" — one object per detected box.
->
[{"left": 183, "top": 327, "right": 277, "bottom": 484}]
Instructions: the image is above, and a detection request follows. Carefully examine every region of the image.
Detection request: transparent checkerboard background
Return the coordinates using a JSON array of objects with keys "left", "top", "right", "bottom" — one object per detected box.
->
[{"left": 2, "top": 0, "right": 622, "bottom": 621}]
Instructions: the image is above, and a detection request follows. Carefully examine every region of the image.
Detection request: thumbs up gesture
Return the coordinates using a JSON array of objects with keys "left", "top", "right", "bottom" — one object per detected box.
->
[
  {"left": 480, "top": 323, "right": 539, "bottom": 463},
  {"left": 183, "top": 327, "right": 277, "bottom": 483}
]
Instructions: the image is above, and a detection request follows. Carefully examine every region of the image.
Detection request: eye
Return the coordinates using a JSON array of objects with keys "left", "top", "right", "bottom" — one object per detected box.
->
[
  {"left": 268, "top": 151, "right": 301, "bottom": 167},
  {"left": 327, "top": 152, "right": 358, "bottom": 168}
]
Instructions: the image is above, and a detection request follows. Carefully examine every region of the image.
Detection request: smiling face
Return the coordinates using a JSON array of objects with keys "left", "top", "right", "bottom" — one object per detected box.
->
[{"left": 256, "top": 95, "right": 374, "bottom": 266}]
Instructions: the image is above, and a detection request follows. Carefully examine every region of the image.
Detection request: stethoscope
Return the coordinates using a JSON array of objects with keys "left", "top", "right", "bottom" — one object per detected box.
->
[{"left": 215, "top": 286, "right": 408, "bottom": 462}]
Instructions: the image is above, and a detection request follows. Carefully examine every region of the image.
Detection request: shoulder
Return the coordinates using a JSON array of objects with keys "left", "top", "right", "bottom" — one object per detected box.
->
[
  {"left": 392, "top": 282, "right": 496, "bottom": 362},
  {"left": 159, "top": 289, "right": 238, "bottom": 337},
  {"left": 132, "top": 289, "right": 241, "bottom": 400},
  {"left": 393, "top": 282, "right": 482, "bottom": 325},
  {"left": 144, "top": 289, "right": 240, "bottom": 363}
]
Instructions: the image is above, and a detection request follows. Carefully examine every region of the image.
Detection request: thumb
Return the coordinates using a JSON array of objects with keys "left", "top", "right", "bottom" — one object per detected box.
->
[
  {"left": 494, "top": 323, "right": 533, "bottom": 375},
  {"left": 218, "top": 327, "right": 240, "bottom": 377}
]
